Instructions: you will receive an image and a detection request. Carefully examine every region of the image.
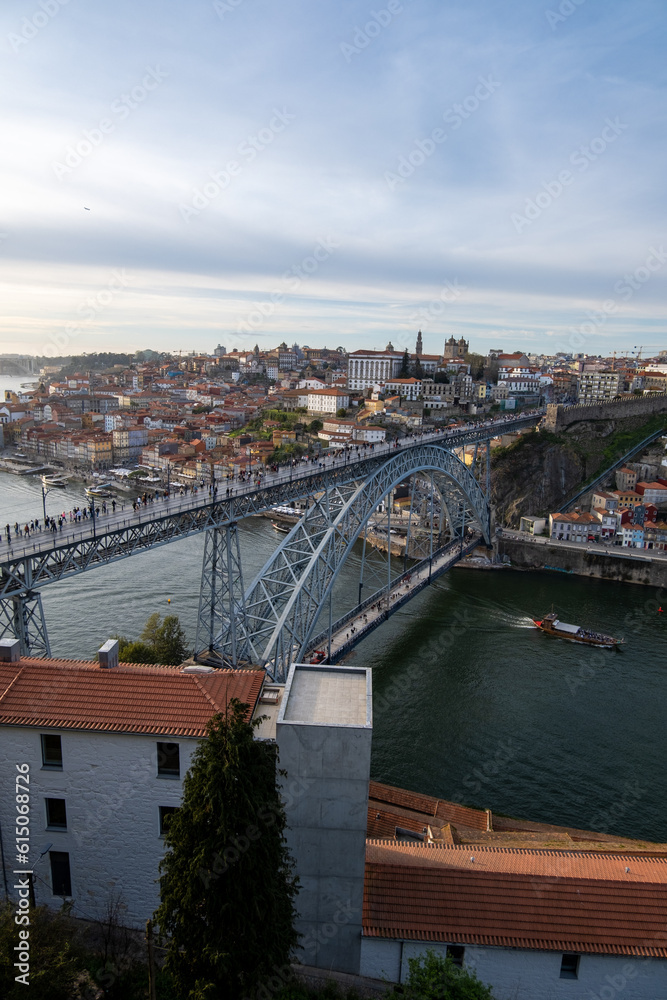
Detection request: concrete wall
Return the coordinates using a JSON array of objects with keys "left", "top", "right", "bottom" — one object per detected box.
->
[
  {"left": 543, "top": 394, "right": 667, "bottom": 432},
  {"left": 276, "top": 668, "right": 372, "bottom": 976},
  {"left": 498, "top": 536, "right": 667, "bottom": 588},
  {"left": 360, "top": 938, "right": 666, "bottom": 999},
  {"left": 0, "top": 725, "right": 197, "bottom": 926}
]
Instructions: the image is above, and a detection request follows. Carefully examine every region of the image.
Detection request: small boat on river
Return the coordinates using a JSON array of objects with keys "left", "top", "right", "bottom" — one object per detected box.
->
[
  {"left": 533, "top": 612, "right": 623, "bottom": 648},
  {"left": 41, "top": 473, "right": 68, "bottom": 488}
]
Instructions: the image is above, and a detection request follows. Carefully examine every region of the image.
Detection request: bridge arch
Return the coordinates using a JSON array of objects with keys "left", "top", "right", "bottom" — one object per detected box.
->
[{"left": 209, "top": 444, "right": 489, "bottom": 680}]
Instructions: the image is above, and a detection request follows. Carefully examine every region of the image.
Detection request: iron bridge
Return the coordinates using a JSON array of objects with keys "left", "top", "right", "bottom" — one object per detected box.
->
[{"left": 0, "top": 415, "right": 541, "bottom": 679}]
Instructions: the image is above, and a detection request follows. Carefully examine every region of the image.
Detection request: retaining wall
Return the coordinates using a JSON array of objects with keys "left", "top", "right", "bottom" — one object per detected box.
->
[
  {"left": 542, "top": 394, "right": 667, "bottom": 432},
  {"left": 497, "top": 536, "right": 667, "bottom": 588}
]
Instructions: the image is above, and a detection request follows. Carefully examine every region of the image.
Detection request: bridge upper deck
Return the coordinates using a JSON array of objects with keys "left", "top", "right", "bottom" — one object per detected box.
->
[{"left": 0, "top": 412, "right": 541, "bottom": 596}]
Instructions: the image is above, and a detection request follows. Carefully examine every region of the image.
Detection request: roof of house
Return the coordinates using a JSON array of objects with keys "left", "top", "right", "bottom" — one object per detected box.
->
[
  {"left": 364, "top": 841, "right": 667, "bottom": 957},
  {"left": 0, "top": 657, "right": 264, "bottom": 738}
]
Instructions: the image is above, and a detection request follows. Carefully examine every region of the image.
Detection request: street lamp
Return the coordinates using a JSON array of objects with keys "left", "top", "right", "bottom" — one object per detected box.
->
[{"left": 41, "top": 485, "right": 55, "bottom": 525}]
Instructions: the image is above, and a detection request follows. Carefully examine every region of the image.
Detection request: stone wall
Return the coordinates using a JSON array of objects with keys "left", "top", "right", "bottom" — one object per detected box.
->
[
  {"left": 497, "top": 536, "right": 667, "bottom": 588},
  {"left": 543, "top": 394, "right": 667, "bottom": 433}
]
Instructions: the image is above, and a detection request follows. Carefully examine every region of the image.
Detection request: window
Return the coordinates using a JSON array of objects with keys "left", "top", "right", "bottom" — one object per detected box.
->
[
  {"left": 560, "top": 953, "right": 580, "bottom": 980},
  {"left": 157, "top": 742, "right": 180, "bottom": 777},
  {"left": 41, "top": 734, "right": 62, "bottom": 769},
  {"left": 447, "top": 945, "right": 465, "bottom": 968},
  {"left": 49, "top": 851, "right": 71, "bottom": 896},
  {"left": 159, "top": 806, "right": 178, "bottom": 836},
  {"left": 45, "top": 798, "right": 67, "bottom": 830}
]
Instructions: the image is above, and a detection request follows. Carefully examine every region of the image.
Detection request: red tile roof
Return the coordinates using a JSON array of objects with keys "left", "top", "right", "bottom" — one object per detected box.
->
[
  {"left": 364, "top": 843, "right": 667, "bottom": 957},
  {"left": 369, "top": 780, "right": 489, "bottom": 832},
  {"left": 0, "top": 658, "right": 264, "bottom": 737}
]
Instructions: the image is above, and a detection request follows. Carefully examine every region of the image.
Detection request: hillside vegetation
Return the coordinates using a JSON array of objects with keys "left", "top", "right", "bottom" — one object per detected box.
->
[{"left": 491, "top": 414, "right": 667, "bottom": 525}]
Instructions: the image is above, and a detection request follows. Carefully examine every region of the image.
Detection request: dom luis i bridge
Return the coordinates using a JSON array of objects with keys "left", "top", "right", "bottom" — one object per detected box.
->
[{"left": 0, "top": 413, "right": 541, "bottom": 681}]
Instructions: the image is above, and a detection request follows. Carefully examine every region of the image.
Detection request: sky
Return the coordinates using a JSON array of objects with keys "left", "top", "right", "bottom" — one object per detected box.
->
[{"left": 1, "top": 0, "right": 666, "bottom": 360}]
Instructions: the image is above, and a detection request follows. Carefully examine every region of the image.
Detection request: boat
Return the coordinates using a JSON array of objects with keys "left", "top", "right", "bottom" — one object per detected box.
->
[
  {"left": 41, "top": 473, "right": 68, "bottom": 488},
  {"left": 85, "top": 484, "right": 113, "bottom": 498},
  {"left": 271, "top": 520, "right": 291, "bottom": 533},
  {"left": 533, "top": 612, "right": 623, "bottom": 648}
]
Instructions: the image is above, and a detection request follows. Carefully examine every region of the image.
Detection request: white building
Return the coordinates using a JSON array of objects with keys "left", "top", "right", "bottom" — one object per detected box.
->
[
  {"left": 380, "top": 377, "right": 422, "bottom": 401},
  {"left": 307, "top": 388, "right": 350, "bottom": 414},
  {"left": 361, "top": 839, "right": 667, "bottom": 999},
  {"left": 347, "top": 348, "right": 403, "bottom": 391},
  {"left": 0, "top": 642, "right": 263, "bottom": 927}
]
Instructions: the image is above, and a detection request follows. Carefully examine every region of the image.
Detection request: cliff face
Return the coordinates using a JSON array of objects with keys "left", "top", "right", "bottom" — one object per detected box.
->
[
  {"left": 490, "top": 414, "right": 666, "bottom": 526},
  {"left": 491, "top": 431, "right": 584, "bottom": 525}
]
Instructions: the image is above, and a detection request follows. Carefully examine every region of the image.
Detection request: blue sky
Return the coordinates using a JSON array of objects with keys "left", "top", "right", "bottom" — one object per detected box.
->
[{"left": 1, "top": 0, "right": 666, "bottom": 358}]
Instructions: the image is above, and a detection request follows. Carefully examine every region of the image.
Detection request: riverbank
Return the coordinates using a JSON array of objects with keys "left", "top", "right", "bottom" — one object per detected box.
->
[{"left": 497, "top": 534, "right": 667, "bottom": 587}]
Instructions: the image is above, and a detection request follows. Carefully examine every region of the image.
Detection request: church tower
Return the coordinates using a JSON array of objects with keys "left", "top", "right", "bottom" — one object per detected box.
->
[{"left": 416, "top": 330, "right": 423, "bottom": 355}]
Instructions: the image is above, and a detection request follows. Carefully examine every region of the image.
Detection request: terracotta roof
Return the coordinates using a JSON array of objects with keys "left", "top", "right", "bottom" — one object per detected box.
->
[
  {"left": 366, "top": 841, "right": 667, "bottom": 882},
  {"left": 369, "top": 781, "right": 489, "bottom": 832},
  {"left": 0, "top": 658, "right": 264, "bottom": 737},
  {"left": 364, "top": 846, "right": 667, "bottom": 957}
]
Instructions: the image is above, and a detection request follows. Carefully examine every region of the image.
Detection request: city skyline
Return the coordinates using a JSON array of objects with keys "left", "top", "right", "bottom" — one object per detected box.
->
[{"left": 1, "top": 1, "right": 666, "bottom": 359}]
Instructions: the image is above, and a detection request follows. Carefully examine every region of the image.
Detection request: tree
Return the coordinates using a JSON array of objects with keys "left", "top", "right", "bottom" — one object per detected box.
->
[
  {"left": 307, "top": 419, "right": 323, "bottom": 433},
  {"left": 119, "top": 640, "right": 156, "bottom": 664},
  {"left": 138, "top": 613, "right": 189, "bottom": 665},
  {"left": 153, "top": 615, "right": 189, "bottom": 665},
  {"left": 400, "top": 348, "right": 411, "bottom": 376},
  {"left": 386, "top": 950, "right": 496, "bottom": 1000},
  {"left": 336, "top": 407, "right": 347, "bottom": 418},
  {"left": 154, "top": 701, "right": 299, "bottom": 1000}
]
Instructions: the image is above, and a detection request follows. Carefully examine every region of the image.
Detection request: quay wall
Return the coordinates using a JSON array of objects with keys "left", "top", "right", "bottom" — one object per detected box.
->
[
  {"left": 542, "top": 394, "right": 667, "bottom": 432},
  {"left": 497, "top": 536, "right": 667, "bottom": 588}
]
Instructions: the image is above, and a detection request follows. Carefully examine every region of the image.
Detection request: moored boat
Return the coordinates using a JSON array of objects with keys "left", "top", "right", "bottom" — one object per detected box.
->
[
  {"left": 41, "top": 473, "right": 68, "bottom": 487},
  {"left": 85, "top": 483, "right": 113, "bottom": 498},
  {"left": 533, "top": 612, "right": 623, "bottom": 648}
]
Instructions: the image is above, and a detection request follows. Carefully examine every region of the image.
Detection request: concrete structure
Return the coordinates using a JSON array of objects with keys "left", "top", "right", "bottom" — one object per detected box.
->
[
  {"left": 276, "top": 663, "right": 372, "bottom": 974},
  {"left": 577, "top": 370, "right": 623, "bottom": 403},
  {"left": 519, "top": 515, "right": 546, "bottom": 535}
]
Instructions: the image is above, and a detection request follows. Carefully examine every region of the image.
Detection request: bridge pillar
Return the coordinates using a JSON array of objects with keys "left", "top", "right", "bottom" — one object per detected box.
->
[
  {"left": 0, "top": 591, "right": 51, "bottom": 658},
  {"left": 194, "top": 523, "right": 249, "bottom": 668}
]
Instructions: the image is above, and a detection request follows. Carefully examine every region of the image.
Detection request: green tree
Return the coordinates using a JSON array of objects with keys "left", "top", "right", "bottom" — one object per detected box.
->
[
  {"left": 400, "top": 348, "right": 411, "bottom": 376},
  {"left": 138, "top": 613, "right": 189, "bottom": 665},
  {"left": 154, "top": 701, "right": 299, "bottom": 1000},
  {"left": 386, "top": 950, "right": 495, "bottom": 1000},
  {"left": 119, "top": 640, "right": 156, "bottom": 664},
  {"left": 307, "top": 419, "right": 323, "bottom": 433},
  {"left": 153, "top": 615, "right": 189, "bottom": 665},
  {"left": 336, "top": 407, "right": 348, "bottom": 417}
]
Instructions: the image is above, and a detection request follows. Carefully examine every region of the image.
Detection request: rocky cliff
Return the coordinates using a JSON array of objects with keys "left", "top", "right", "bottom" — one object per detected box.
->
[{"left": 490, "top": 413, "right": 667, "bottom": 526}]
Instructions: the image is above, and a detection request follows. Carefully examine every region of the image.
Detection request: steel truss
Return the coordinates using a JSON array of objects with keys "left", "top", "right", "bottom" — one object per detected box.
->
[
  {"left": 0, "top": 416, "right": 533, "bottom": 657},
  {"left": 0, "top": 591, "right": 51, "bottom": 657},
  {"left": 195, "top": 522, "right": 249, "bottom": 667},
  {"left": 205, "top": 444, "right": 488, "bottom": 681}
]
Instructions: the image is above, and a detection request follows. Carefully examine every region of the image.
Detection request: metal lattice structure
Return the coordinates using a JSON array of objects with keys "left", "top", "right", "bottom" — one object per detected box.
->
[
  {"left": 196, "top": 444, "right": 488, "bottom": 680},
  {"left": 194, "top": 522, "right": 250, "bottom": 667},
  {"left": 0, "top": 415, "right": 541, "bottom": 656}
]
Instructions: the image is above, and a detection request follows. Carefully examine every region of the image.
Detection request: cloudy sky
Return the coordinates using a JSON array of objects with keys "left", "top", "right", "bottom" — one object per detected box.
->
[{"left": 1, "top": 0, "right": 666, "bottom": 358}]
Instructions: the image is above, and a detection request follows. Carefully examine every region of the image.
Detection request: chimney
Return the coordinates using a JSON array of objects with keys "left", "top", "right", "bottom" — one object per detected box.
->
[
  {"left": 98, "top": 639, "right": 119, "bottom": 669},
  {"left": 0, "top": 638, "right": 20, "bottom": 663}
]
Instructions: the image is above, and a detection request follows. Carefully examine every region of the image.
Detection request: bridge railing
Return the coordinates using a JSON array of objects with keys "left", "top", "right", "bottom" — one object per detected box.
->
[{"left": 305, "top": 534, "right": 479, "bottom": 656}]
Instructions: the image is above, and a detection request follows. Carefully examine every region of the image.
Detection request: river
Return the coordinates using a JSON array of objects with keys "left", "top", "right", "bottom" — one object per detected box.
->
[{"left": 1, "top": 376, "right": 666, "bottom": 842}]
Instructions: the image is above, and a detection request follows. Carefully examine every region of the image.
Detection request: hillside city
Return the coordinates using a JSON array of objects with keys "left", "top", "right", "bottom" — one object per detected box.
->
[{"left": 2, "top": 335, "right": 667, "bottom": 550}]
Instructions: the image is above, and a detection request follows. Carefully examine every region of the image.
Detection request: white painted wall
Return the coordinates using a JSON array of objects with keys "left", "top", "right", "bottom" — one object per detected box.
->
[
  {"left": 360, "top": 938, "right": 667, "bottom": 999},
  {"left": 0, "top": 725, "right": 198, "bottom": 927}
]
